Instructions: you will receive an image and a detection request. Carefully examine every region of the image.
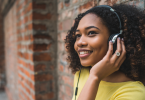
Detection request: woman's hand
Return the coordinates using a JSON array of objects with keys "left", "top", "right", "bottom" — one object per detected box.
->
[{"left": 90, "top": 37, "right": 126, "bottom": 81}]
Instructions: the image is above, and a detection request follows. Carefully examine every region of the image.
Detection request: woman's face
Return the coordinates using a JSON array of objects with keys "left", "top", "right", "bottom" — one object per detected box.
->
[{"left": 74, "top": 13, "right": 110, "bottom": 67}]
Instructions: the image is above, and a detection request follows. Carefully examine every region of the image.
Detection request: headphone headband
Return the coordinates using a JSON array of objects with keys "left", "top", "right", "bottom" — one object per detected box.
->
[{"left": 95, "top": 5, "right": 122, "bottom": 34}]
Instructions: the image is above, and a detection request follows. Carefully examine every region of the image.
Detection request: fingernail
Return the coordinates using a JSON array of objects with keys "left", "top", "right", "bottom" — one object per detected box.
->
[
  {"left": 118, "top": 37, "right": 120, "bottom": 40},
  {"left": 122, "top": 38, "right": 124, "bottom": 41},
  {"left": 110, "top": 40, "right": 113, "bottom": 44}
]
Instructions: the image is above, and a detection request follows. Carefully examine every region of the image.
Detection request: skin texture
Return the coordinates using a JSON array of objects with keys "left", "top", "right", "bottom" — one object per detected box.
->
[{"left": 74, "top": 13, "right": 132, "bottom": 100}]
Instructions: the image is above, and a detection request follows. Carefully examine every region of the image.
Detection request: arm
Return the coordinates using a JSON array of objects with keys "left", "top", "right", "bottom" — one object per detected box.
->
[
  {"left": 77, "top": 74, "right": 101, "bottom": 100},
  {"left": 78, "top": 38, "right": 126, "bottom": 100}
]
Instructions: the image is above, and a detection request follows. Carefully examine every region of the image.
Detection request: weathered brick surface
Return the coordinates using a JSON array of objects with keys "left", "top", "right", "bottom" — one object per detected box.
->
[
  {"left": 33, "top": 0, "right": 57, "bottom": 100},
  {"left": 2, "top": 0, "right": 57, "bottom": 100}
]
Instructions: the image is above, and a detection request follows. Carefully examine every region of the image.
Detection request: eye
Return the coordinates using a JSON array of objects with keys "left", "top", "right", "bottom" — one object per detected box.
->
[
  {"left": 88, "top": 31, "right": 97, "bottom": 35},
  {"left": 75, "top": 34, "right": 81, "bottom": 38}
]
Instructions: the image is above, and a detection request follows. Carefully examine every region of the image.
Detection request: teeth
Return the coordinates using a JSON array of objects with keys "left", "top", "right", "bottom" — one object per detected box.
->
[{"left": 79, "top": 51, "right": 92, "bottom": 55}]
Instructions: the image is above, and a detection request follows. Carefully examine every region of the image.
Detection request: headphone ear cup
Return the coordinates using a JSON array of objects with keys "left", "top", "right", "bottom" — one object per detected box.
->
[{"left": 108, "top": 34, "right": 118, "bottom": 54}]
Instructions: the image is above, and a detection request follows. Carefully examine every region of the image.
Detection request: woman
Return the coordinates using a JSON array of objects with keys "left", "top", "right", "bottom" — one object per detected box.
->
[{"left": 65, "top": 4, "right": 145, "bottom": 100}]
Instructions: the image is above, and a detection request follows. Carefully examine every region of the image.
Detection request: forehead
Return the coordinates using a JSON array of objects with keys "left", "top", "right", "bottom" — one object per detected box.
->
[{"left": 77, "top": 13, "right": 104, "bottom": 29}]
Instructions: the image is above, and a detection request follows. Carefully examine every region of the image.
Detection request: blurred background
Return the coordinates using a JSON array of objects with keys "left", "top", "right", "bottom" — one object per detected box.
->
[{"left": 0, "top": 0, "right": 144, "bottom": 100}]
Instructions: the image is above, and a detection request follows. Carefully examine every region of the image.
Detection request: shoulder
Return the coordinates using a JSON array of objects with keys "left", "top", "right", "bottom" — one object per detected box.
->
[
  {"left": 111, "top": 81, "right": 145, "bottom": 100},
  {"left": 74, "top": 68, "right": 90, "bottom": 78},
  {"left": 73, "top": 68, "right": 90, "bottom": 85}
]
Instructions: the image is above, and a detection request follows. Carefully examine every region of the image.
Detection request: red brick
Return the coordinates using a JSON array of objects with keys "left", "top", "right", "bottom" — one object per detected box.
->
[
  {"left": 83, "top": 1, "right": 93, "bottom": 9},
  {"left": 62, "top": 76, "right": 73, "bottom": 87},
  {"left": 17, "top": 2, "right": 25, "bottom": 11},
  {"left": 33, "top": 24, "right": 47, "bottom": 31},
  {"left": 58, "top": 22, "right": 62, "bottom": 31},
  {"left": 33, "top": 53, "right": 51, "bottom": 61},
  {"left": 28, "top": 12, "right": 33, "bottom": 22},
  {"left": 35, "top": 64, "right": 46, "bottom": 72},
  {"left": 59, "top": 64, "right": 64, "bottom": 72},
  {"left": 25, "top": 79, "right": 35, "bottom": 91},
  {"left": 33, "top": 2, "right": 46, "bottom": 9},
  {"left": 17, "top": 36, "right": 23, "bottom": 42},
  {"left": 26, "top": 23, "right": 33, "bottom": 30},
  {"left": 36, "top": 92, "right": 54, "bottom": 100},
  {"left": 35, "top": 73, "right": 53, "bottom": 81},
  {"left": 28, "top": 63, "right": 34, "bottom": 71},
  {"left": 24, "top": 52, "right": 29, "bottom": 59},
  {"left": 32, "top": 43, "right": 51, "bottom": 51},
  {"left": 33, "top": 12, "right": 52, "bottom": 20},
  {"left": 25, "top": 2, "right": 32, "bottom": 13},
  {"left": 79, "top": 1, "right": 93, "bottom": 13},
  {"left": 34, "top": 34, "right": 51, "bottom": 40},
  {"left": 65, "top": 85, "right": 72, "bottom": 97},
  {"left": 35, "top": 82, "right": 48, "bottom": 92}
]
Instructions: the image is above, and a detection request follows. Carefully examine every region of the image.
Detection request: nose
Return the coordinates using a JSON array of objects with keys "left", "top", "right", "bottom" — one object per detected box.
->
[{"left": 77, "top": 35, "right": 88, "bottom": 47}]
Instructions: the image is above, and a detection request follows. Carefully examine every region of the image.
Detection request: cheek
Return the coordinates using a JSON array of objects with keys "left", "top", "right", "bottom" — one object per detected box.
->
[
  {"left": 90, "top": 38, "right": 104, "bottom": 48},
  {"left": 90, "top": 37, "right": 108, "bottom": 53}
]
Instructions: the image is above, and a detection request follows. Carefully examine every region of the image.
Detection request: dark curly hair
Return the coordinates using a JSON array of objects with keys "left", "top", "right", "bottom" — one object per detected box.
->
[{"left": 64, "top": 4, "right": 145, "bottom": 84}]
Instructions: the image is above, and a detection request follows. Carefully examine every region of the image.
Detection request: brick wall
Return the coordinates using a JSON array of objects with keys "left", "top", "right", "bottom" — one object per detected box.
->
[
  {"left": 4, "top": 1, "right": 18, "bottom": 100},
  {"left": 2, "top": 0, "right": 57, "bottom": 100},
  {"left": 33, "top": 0, "right": 57, "bottom": 100},
  {"left": 57, "top": 0, "right": 145, "bottom": 100}
]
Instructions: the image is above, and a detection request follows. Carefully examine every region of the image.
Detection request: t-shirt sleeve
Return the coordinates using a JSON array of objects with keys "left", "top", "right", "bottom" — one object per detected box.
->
[{"left": 111, "top": 84, "right": 145, "bottom": 100}]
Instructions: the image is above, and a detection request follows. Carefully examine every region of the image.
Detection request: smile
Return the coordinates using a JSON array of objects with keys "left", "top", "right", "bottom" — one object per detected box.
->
[{"left": 79, "top": 51, "right": 93, "bottom": 58}]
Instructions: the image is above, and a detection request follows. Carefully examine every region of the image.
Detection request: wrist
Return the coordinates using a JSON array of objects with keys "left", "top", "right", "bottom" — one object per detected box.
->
[{"left": 89, "top": 74, "right": 101, "bottom": 82}]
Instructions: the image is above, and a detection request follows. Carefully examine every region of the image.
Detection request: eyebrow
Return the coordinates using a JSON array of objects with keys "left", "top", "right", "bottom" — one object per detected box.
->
[{"left": 76, "top": 26, "right": 100, "bottom": 32}]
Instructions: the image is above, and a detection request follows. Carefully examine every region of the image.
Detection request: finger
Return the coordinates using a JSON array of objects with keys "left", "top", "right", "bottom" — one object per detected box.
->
[
  {"left": 110, "top": 37, "right": 122, "bottom": 63},
  {"left": 105, "top": 40, "right": 113, "bottom": 59},
  {"left": 117, "top": 38, "right": 126, "bottom": 66}
]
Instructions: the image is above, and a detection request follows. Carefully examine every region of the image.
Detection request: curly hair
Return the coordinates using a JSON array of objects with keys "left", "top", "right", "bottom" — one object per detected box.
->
[{"left": 64, "top": 4, "right": 145, "bottom": 84}]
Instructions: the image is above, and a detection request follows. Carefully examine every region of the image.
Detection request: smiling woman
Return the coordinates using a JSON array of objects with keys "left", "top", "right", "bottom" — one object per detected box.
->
[
  {"left": 65, "top": 4, "right": 145, "bottom": 100},
  {"left": 74, "top": 14, "right": 109, "bottom": 67}
]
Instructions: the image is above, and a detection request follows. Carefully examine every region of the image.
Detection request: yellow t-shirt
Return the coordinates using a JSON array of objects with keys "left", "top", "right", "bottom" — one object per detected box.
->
[{"left": 72, "top": 68, "right": 145, "bottom": 100}]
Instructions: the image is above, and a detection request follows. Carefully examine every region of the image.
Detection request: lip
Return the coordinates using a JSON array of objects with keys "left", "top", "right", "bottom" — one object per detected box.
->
[
  {"left": 79, "top": 52, "right": 92, "bottom": 58},
  {"left": 77, "top": 48, "right": 93, "bottom": 58},
  {"left": 78, "top": 49, "right": 93, "bottom": 52}
]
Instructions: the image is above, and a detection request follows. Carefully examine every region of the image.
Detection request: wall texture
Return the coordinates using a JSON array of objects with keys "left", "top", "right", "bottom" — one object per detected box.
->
[
  {"left": 2, "top": 0, "right": 57, "bottom": 100},
  {"left": 0, "top": 0, "right": 144, "bottom": 100}
]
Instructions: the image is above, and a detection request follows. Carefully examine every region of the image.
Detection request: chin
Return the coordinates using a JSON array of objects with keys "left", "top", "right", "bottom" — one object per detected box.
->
[{"left": 80, "top": 62, "right": 92, "bottom": 67}]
